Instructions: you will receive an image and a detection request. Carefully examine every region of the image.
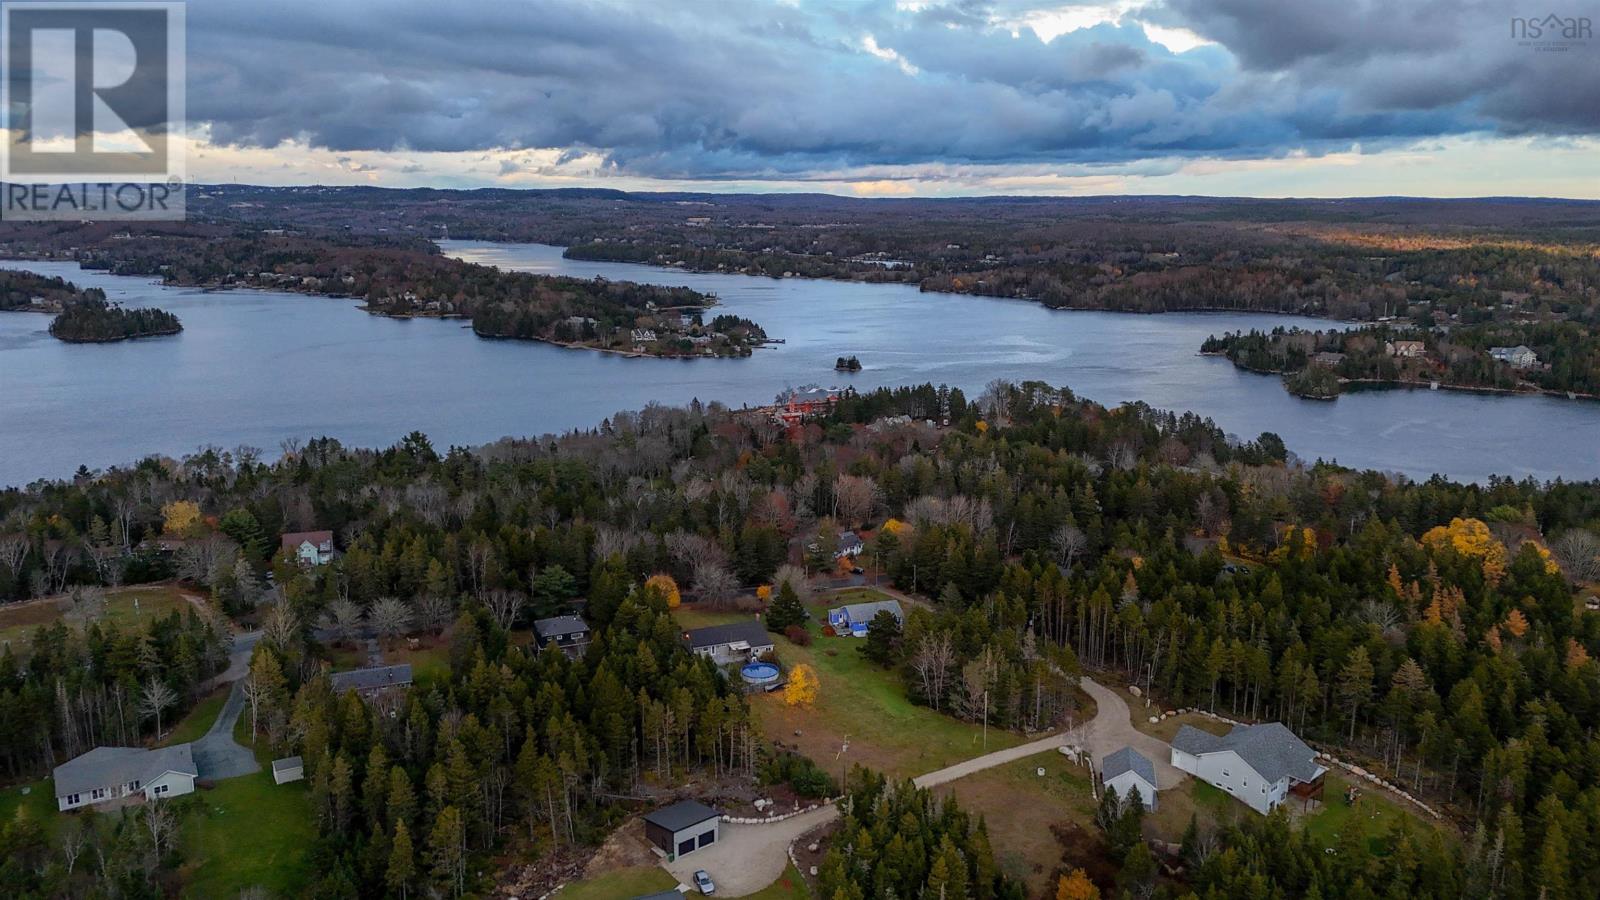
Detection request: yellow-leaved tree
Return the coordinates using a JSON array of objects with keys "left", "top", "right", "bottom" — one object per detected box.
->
[
  {"left": 880, "top": 518, "right": 909, "bottom": 536},
  {"left": 161, "top": 500, "right": 202, "bottom": 536},
  {"left": 784, "top": 663, "right": 818, "bottom": 708},
  {"left": 1057, "top": 869, "right": 1101, "bottom": 900},
  {"left": 1420, "top": 517, "right": 1508, "bottom": 585},
  {"left": 644, "top": 573, "right": 681, "bottom": 609}
]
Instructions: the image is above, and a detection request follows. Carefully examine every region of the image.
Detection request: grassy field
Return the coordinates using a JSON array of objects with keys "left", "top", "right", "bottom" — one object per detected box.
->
[
  {"left": 933, "top": 750, "right": 1098, "bottom": 895},
  {"left": 557, "top": 862, "right": 810, "bottom": 900},
  {"left": 0, "top": 777, "right": 59, "bottom": 839},
  {"left": 676, "top": 594, "right": 1024, "bottom": 780},
  {"left": 1302, "top": 773, "right": 1448, "bottom": 854},
  {"left": 180, "top": 733, "right": 315, "bottom": 899},
  {"left": 1138, "top": 711, "right": 1231, "bottom": 744},
  {"left": 0, "top": 583, "right": 198, "bottom": 648},
  {"left": 161, "top": 686, "right": 229, "bottom": 746}
]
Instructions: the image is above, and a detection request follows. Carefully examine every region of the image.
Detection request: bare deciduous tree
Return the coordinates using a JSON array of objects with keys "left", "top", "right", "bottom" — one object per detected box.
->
[
  {"left": 693, "top": 562, "right": 740, "bottom": 610},
  {"left": 1553, "top": 529, "right": 1600, "bottom": 583},
  {"left": 321, "top": 597, "right": 364, "bottom": 646},
  {"left": 139, "top": 677, "right": 177, "bottom": 737},
  {"left": 416, "top": 594, "right": 454, "bottom": 635},
  {"left": 484, "top": 589, "right": 526, "bottom": 632},
  {"left": 911, "top": 632, "right": 955, "bottom": 711},
  {"left": 0, "top": 534, "right": 28, "bottom": 580},
  {"left": 369, "top": 596, "right": 412, "bottom": 646},
  {"left": 262, "top": 603, "right": 302, "bottom": 651},
  {"left": 143, "top": 798, "right": 178, "bottom": 858},
  {"left": 833, "top": 474, "right": 880, "bottom": 528},
  {"left": 771, "top": 564, "right": 812, "bottom": 605},
  {"left": 1051, "top": 524, "right": 1087, "bottom": 570}
]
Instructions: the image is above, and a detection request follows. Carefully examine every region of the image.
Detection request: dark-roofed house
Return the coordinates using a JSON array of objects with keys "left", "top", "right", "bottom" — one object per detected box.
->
[
  {"left": 1171, "top": 722, "right": 1325, "bottom": 814},
  {"left": 54, "top": 745, "right": 197, "bottom": 811},
  {"left": 1101, "top": 746, "right": 1157, "bottom": 810},
  {"left": 836, "top": 530, "right": 864, "bottom": 558},
  {"left": 682, "top": 620, "right": 775, "bottom": 666},
  {"left": 533, "top": 615, "right": 591, "bottom": 657},
  {"left": 281, "top": 529, "right": 335, "bottom": 566},
  {"left": 643, "top": 799, "right": 720, "bottom": 860},
  {"left": 827, "top": 598, "right": 903, "bottom": 637},
  {"left": 272, "top": 756, "right": 304, "bottom": 785},
  {"left": 329, "top": 663, "right": 412, "bottom": 695}
]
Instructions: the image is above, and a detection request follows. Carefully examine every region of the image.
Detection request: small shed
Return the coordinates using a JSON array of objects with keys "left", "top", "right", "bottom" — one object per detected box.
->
[
  {"left": 272, "top": 756, "right": 304, "bottom": 785},
  {"left": 1101, "top": 746, "right": 1158, "bottom": 811},
  {"left": 643, "top": 799, "right": 720, "bottom": 861}
]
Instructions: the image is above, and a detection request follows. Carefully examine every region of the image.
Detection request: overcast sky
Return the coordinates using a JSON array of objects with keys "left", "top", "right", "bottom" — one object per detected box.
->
[{"left": 175, "top": 0, "right": 1600, "bottom": 197}]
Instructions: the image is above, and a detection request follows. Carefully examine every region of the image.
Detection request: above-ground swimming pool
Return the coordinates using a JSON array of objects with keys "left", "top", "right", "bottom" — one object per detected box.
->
[{"left": 740, "top": 662, "right": 781, "bottom": 686}]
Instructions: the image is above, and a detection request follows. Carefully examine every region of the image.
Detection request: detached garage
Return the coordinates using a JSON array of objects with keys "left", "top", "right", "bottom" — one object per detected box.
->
[{"left": 643, "top": 800, "right": 720, "bottom": 861}]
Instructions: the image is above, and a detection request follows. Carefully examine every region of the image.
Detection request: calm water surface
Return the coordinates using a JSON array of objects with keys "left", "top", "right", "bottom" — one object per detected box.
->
[{"left": 0, "top": 241, "right": 1594, "bottom": 486}]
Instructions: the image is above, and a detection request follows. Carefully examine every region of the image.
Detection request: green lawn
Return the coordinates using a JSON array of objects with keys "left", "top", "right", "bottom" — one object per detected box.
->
[
  {"left": 0, "top": 778, "right": 59, "bottom": 839},
  {"left": 556, "top": 862, "right": 810, "bottom": 900},
  {"left": 1302, "top": 774, "right": 1447, "bottom": 855},
  {"left": 161, "top": 686, "right": 229, "bottom": 746},
  {"left": 934, "top": 751, "right": 1097, "bottom": 895},
  {"left": 556, "top": 865, "right": 676, "bottom": 899},
  {"left": 180, "top": 733, "right": 315, "bottom": 898},
  {"left": 676, "top": 593, "right": 1023, "bottom": 780}
]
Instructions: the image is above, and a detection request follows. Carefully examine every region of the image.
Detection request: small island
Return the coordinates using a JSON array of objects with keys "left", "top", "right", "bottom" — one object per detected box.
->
[
  {"left": 835, "top": 355, "right": 862, "bottom": 372},
  {"left": 49, "top": 296, "right": 182, "bottom": 343}
]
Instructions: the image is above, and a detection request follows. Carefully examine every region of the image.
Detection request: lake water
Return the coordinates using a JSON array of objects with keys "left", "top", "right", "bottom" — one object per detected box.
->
[{"left": 0, "top": 241, "right": 1594, "bottom": 487}]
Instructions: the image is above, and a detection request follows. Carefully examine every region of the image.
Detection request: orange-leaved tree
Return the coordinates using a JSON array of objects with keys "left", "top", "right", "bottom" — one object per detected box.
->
[
  {"left": 644, "top": 573, "right": 681, "bottom": 609},
  {"left": 1057, "top": 868, "right": 1101, "bottom": 900}
]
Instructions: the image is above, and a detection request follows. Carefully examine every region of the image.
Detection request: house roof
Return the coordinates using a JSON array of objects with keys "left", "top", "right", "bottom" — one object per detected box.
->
[
  {"left": 281, "top": 529, "right": 333, "bottom": 549},
  {"left": 54, "top": 745, "right": 197, "bottom": 798},
  {"left": 1101, "top": 746, "right": 1156, "bottom": 786},
  {"left": 682, "top": 620, "right": 773, "bottom": 651},
  {"left": 272, "top": 756, "right": 304, "bottom": 773},
  {"left": 533, "top": 615, "right": 589, "bottom": 639},
  {"left": 838, "top": 530, "right": 864, "bottom": 548},
  {"left": 329, "top": 663, "right": 413, "bottom": 692},
  {"left": 1172, "top": 722, "right": 1321, "bottom": 783},
  {"left": 831, "top": 599, "right": 903, "bottom": 623},
  {"left": 643, "top": 799, "right": 719, "bottom": 833}
]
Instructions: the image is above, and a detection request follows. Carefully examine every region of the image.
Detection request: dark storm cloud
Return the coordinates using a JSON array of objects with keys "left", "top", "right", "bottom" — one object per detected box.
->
[{"left": 180, "top": 0, "right": 1599, "bottom": 179}]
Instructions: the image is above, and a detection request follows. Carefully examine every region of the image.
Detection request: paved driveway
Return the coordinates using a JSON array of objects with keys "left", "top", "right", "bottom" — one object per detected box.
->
[
  {"left": 662, "top": 805, "right": 837, "bottom": 896},
  {"left": 1077, "top": 678, "right": 1181, "bottom": 788},
  {"left": 188, "top": 679, "right": 260, "bottom": 781}
]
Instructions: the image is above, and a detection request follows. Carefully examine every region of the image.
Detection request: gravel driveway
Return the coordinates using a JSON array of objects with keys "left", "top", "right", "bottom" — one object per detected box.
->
[{"left": 1077, "top": 678, "right": 1181, "bottom": 788}]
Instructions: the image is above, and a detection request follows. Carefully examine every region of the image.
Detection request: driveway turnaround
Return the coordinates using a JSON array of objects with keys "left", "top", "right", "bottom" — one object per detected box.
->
[
  {"left": 1075, "top": 679, "right": 1181, "bottom": 789},
  {"left": 189, "top": 679, "right": 260, "bottom": 781}
]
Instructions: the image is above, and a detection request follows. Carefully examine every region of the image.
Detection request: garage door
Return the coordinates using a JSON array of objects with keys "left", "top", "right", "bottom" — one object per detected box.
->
[
  {"left": 698, "top": 831, "right": 716, "bottom": 848},
  {"left": 678, "top": 838, "right": 695, "bottom": 856}
]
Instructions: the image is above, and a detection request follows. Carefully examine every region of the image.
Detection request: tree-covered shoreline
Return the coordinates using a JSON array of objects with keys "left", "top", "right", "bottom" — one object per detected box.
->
[{"left": 48, "top": 296, "right": 182, "bottom": 343}]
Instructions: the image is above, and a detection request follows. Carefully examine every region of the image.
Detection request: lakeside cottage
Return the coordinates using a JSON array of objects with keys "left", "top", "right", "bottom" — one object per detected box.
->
[
  {"left": 681, "top": 620, "right": 774, "bottom": 666},
  {"left": 281, "top": 529, "right": 335, "bottom": 566},
  {"left": 1385, "top": 339, "right": 1426, "bottom": 358},
  {"left": 827, "top": 598, "right": 903, "bottom": 637},
  {"left": 54, "top": 745, "right": 198, "bottom": 811},
  {"left": 1171, "top": 722, "right": 1325, "bottom": 815},
  {"left": 1490, "top": 345, "right": 1539, "bottom": 368}
]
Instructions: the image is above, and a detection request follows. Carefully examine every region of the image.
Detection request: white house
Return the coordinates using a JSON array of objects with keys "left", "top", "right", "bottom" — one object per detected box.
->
[
  {"left": 54, "top": 745, "right": 197, "bottom": 811},
  {"left": 827, "top": 599, "right": 903, "bottom": 637},
  {"left": 1171, "top": 722, "right": 1325, "bottom": 815},
  {"left": 272, "top": 756, "right": 304, "bottom": 785},
  {"left": 1101, "top": 746, "right": 1158, "bottom": 811},
  {"left": 281, "top": 530, "right": 335, "bottom": 566},
  {"left": 1490, "top": 345, "right": 1539, "bottom": 368}
]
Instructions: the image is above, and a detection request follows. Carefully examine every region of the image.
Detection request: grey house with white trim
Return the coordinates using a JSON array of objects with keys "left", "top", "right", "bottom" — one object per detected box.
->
[
  {"left": 643, "top": 799, "right": 720, "bottom": 860},
  {"left": 1101, "top": 746, "right": 1158, "bottom": 811},
  {"left": 1171, "top": 722, "right": 1325, "bottom": 814},
  {"left": 54, "top": 745, "right": 198, "bottom": 811}
]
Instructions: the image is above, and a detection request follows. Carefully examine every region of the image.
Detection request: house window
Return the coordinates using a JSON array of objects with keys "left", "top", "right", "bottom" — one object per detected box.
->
[
  {"left": 154, "top": 784, "right": 169, "bottom": 796},
  {"left": 1221, "top": 770, "right": 1229, "bottom": 777},
  {"left": 67, "top": 793, "right": 80, "bottom": 805}
]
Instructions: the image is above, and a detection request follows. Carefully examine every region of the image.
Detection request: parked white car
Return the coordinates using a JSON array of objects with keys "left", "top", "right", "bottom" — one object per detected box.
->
[{"left": 693, "top": 869, "right": 716, "bottom": 894}]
